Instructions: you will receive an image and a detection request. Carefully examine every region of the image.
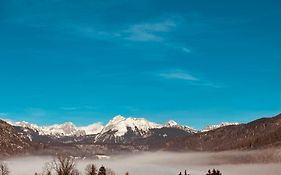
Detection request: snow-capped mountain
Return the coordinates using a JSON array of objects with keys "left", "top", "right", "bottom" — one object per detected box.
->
[
  {"left": 202, "top": 122, "right": 239, "bottom": 132},
  {"left": 99, "top": 115, "right": 162, "bottom": 137},
  {"left": 164, "top": 120, "right": 178, "bottom": 127},
  {"left": 94, "top": 115, "right": 198, "bottom": 144},
  {"left": 94, "top": 115, "right": 163, "bottom": 143},
  {"left": 12, "top": 121, "right": 104, "bottom": 137},
  {"left": 8, "top": 115, "right": 242, "bottom": 141},
  {"left": 79, "top": 122, "right": 104, "bottom": 135},
  {"left": 1, "top": 114, "right": 280, "bottom": 155},
  {"left": 164, "top": 120, "right": 196, "bottom": 133}
]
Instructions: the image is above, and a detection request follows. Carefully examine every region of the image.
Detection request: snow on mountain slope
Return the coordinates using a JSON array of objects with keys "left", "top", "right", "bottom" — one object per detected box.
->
[
  {"left": 202, "top": 122, "right": 239, "bottom": 132},
  {"left": 95, "top": 116, "right": 196, "bottom": 145},
  {"left": 14, "top": 121, "right": 85, "bottom": 136},
  {"left": 164, "top": 120, "right": 178, "bottom": 127},
  {"left": 164, "top": 120, "right": 196, "bottom": 133},
  {"left": 99, "top": 115, "right": 162, "bottom": 137},
  {"left": 79, "top": 122, "right": 104, "bottom": 135},
  {"left": 7, "top": 115, "right": 239, "bottom": 138},
  {"left": 13, "top": 121, "right": 42, "bottom": 133},
  {"left": 12, "top": 121, "right": 104, "bottom": 137},
  {"left": 44, "top": 122, "right": 86, "bottom": 136}
]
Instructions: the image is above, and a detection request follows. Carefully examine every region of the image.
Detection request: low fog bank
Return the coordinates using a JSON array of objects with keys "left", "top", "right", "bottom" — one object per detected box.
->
[{"left": 2, "top": 150, "right": 281, "bottom": 175}]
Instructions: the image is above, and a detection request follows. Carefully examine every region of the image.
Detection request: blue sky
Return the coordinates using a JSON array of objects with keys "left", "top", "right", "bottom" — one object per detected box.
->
[{"left": 0, "top": 0, "right": 280, "bottom": 129}]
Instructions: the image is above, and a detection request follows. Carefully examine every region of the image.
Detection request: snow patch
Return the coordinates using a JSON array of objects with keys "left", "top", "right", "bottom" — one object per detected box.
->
[{"left": 202, "top": 122, "right": 239, "bottom": 132}]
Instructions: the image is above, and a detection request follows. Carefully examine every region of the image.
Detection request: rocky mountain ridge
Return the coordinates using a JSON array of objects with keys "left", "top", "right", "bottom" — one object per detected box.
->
[
  {"left": 165, "top": 113, "right": 281, "bottom": 151},
  {"left": 1, "top": 114, "right": 280, "bottom": 156},
  {"left": 0, "top": 120, "right": 32, "bottom": 156},
  {"left": 7, "top": 115, "right": 232, "bottom": 138}
]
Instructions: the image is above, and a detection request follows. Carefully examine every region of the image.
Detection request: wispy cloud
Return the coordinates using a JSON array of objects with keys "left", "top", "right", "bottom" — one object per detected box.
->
[
  {"left": 63, "top": 19, "right": 177, "bottom": 42},
  {"left": 164, "top": 43, "right": 192, "bottom": 54},
  {"left": 158, "top": 69, "right": 223, "bottom": 88},
  {"left": 125, "top": 20, "right": 177, "bottom": 42},
  {"left": 43, "top": 17, "right": 190, "bottom": 55},
  {"left": 67, "top": 24, "right": 121, "bottom": 40},
  {"left": 181, "top": 47, "right": 191, "bottom": 53},
  {"left": 159, "top": 70, "right": 199, "bottom": 81}
]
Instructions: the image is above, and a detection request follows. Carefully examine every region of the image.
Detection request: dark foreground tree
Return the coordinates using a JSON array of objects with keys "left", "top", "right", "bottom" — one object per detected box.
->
[
  {"left": 85, "top": 164, "right": 97, "bottom": 175},
  {"left": 0, "top": 163, "right": 9, "bottom": 175},
  {"left": 53, "top": 154, "right": 79, "bottom": 175},
  {"left": 206, "top": 169, "right": 222, "bottom": 175},
  {"left": 98, "top": 166, "right": 106, "bottom": 175}
]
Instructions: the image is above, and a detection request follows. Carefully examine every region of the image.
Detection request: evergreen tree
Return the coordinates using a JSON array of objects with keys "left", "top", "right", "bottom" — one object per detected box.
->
[
  {"left": 206, "top": 169, "right": 222, "bottom": 175},
  {"left": 184, "top": 170, "right": 190, "bottom": 175},
  {"left": 98, "top": 166, "right": 106, "bottom": 175},
  {"left": 85, "top": 164, "right": 97, "bottom": 175}
]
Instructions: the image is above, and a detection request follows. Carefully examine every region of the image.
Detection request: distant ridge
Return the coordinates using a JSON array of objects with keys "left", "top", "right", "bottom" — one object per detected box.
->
[
  {"left": 1, "top": 114, "right": 280, "bottom": 156},
  {"left": 164, "top": 113, "right": 281, "bottom": 151},
  {"left": 7, "top": 115, "right": 196, "bottom": 138}
]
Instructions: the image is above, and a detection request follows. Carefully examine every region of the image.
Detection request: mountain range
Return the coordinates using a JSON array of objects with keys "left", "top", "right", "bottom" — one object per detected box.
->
[
  {"left": 7, "top": 115, "right": 234, "bottom": 137},
  {"left": 0, "top": 113, "right": 280, "bottom": 156}
]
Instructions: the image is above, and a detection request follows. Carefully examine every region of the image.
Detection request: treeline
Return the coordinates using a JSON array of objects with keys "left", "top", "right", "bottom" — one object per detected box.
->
[
  {"left": 1, "top": 156, "right": 223, "bottom": 175},
  {"left": 179, "top": 169, "right": 222, "bottom": 175}
]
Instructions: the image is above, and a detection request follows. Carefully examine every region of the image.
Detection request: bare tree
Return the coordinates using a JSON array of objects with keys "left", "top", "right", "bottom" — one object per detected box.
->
[
  {"left": 85, "top": 164, "right": 97, "bottom": 175},
  {"left": 0, "top": 162, "right": 9, "bottom": 175},
  {"left": 53, "top": 154, "right": 79, "bottom": 175},
  {"left": 43, "top": 162, "right": 53, "bottom": 175}
]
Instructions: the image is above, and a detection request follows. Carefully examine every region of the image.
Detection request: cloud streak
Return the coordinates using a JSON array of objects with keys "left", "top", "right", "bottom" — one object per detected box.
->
[
  {"left": 124, "top": 20, "right": 177, "bottom": 42},
  {"left": 159, "top": 70, "right": 199, "bottom": 81},
  {"left": 158, "top": 69, "right": 223, "bottom": 88}
]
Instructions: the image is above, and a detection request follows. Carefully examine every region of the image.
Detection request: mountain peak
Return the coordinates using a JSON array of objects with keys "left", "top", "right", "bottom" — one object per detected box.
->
[
  {"left": 62, "top": 121, "right": 75, "bottom": 126},
  {"left": 109, "top": 115, "right": 126, "bottom": 124},
  {"left": 165, "top": 120, "right": 178, "bottom": 127},
  {"left": 99, "top": 115, "right": 161, "bottom": 137},
  {"left": 79, "top": 122, "right": 104, "bottom": 135}
]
